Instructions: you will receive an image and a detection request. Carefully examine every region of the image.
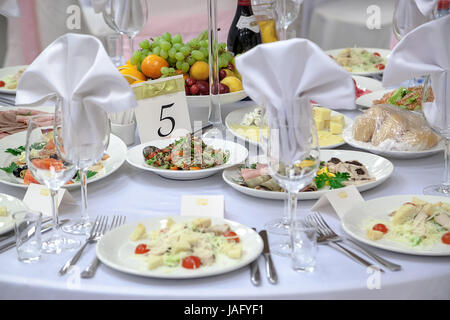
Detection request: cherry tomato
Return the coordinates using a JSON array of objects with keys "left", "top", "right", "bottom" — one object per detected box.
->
[
  {"left": 145, "top": 151, "right": 157, "bottom": 160},
  {"left": 375, "top": 64, "right": 385, "bottom": 70},
  {"left": 135, "top": 244, "right": 150, "bottom": 254},
  {"left": 373, "top": 223, "right": 388, "bottom": 234},
  {"left": 224, "top": 231, "right": 240, "bottom": 243},
  {"left": 442, "top": 232, "right": 450, "bottom": 245},
  {"left": 404, "top": 202, "right": 416, "bottom": 206},
  {"left": 0, "top": 81, "right": 5, "bottom": 87},
  {"left": 182, "top": 256, "right": 201, "bottom": 269},
  {"left": 373, "top": 52, "right": 381, "bottom": 57}
]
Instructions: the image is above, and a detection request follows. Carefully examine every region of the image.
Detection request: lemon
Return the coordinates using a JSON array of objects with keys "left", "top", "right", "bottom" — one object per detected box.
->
[
  {"left": 190, "top": 61, "right": 209, "bottom": 81},
  {"left": 118, "top": 65, "right": 146, "bottom": 84},
  {"left": 220, "top": 76, "right": 243, "bottom": 93}
]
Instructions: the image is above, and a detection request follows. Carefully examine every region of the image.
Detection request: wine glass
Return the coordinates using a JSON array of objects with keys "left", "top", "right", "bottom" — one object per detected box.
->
[
  {"left": 259, "top": 96, "right": 320, "bottom": 256},
  {"left": 102, "top": 0, "right": 149, "bottom": 55},
  {"left": 57, "top": 103, "right": 111, "bottom": 235},
  {"left": 276, "top": 0, "right": 302, "bottom": 40},
  {"left": 422, "top": 75, "right": 450, "bottom": 196},
  {"left": 25, "top": 110, "right": 80, "bottom": 254}
]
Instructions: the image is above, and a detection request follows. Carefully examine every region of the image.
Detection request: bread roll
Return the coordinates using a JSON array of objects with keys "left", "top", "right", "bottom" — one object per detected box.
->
[{"left": 353, "top": 117, "right": 376, "bottom": 142}]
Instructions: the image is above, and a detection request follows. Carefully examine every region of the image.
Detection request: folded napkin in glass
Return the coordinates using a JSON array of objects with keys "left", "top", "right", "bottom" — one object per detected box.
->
[
  {"left": 382, "top": 15, "right": 450, "bottom": 132},
  {"left": 394, "top": 0, "right": 438, "bottom": 37},
  {"left": 15, "top": 33, "right": 137, "bottom": 152},
  {"left": 235, "top": 38, "right": 356, "bottom": 163}
]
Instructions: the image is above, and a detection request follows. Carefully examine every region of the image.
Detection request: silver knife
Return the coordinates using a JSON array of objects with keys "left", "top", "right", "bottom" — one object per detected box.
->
[
  {"left": 250, "top": 228, "right": 261, "bottom": 286},
  {"left": 258, "top": 230, "right": 278, "bottom": 284},
  {"left": 0, "top": 219, "right": 69, "bottom": 254}
]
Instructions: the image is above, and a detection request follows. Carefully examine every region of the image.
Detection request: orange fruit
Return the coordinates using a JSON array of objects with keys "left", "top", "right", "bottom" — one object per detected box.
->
[
  {"left": 118, "top": 65, "right": 146, "bottom": 84},
  {"left": 190, "top": 61, "right": 209, "bottom": 81},
  {"left": 141, "top": 55, "right": 169, "bottom": 79}
]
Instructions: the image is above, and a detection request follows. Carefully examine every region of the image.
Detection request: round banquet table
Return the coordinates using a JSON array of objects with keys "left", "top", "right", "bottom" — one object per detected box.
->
[
  {"left": 0, "top": 100, "right": 449, "bottom": 300},
  {"left": 307, "top": 0, "right": 395, "bottom": 50}
]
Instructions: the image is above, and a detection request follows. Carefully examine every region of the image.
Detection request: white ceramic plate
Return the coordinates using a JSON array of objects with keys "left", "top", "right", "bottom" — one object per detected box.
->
[
  {"left": 96, "top": 215, "right": 264, "bottom": 279},
  {"left": 126, "top": 138, "right": 248, "bottom": 180},
  {"left": 225, "top": 105, "right": 353, "bottom": 149},
  {"left": 0, "top": 132, "right": 127, "bottom": 189},
  {"left": 0, "top": 193, "right": 28, "bottom": 235},
  {"left": 353, "top": 75, "right": 384, "bottom": 94},
  {"left": 356, "top": 89, "right": 391, "bottom": 109},
  {"left": 342, "top": 125, "right": 444, "bottom": 159},
  {"left": 325, "top": 48, "right": 390, "bottom": 77},
  {"left": 0, "top": 65, "right": 27, "bottom": 94},
  {"left": 187, "top": 90, "right": 247, "bottom": 108},
  {"left": 342, "top": 195, "right": 450, "bottom": 256},
  {"left": 222, "top": 149, "right": 394, "bottom": 200}
]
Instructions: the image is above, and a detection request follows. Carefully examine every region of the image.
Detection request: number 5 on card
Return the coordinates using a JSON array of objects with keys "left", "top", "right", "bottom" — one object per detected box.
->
[{"left": 133, "top": 75, "right": 192, "bottom": 143}]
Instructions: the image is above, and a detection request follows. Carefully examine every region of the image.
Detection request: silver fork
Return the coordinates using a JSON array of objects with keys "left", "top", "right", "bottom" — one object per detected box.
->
[
  {"left": 81, "top": 215, "right": 126, "bottom": 279},
  {"left": 59, "top": 215, "right": 108, "bottom": 275},
  {"left": 311, "top": 212, "right": 401, "bottom": 271},
  {"left": 307, "top": 213, "right": 385, "bottom": 273}
]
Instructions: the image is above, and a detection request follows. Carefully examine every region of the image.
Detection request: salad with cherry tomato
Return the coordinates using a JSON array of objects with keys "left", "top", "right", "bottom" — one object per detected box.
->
[
  {"left": 366, "top": 197, "right": 450, "bottom": 248},
  {"left": 333, "top": 48, "right": 387, "bottom": 73},
  {"left": 129, "top": 218, "right": 243, "bottom": 271},
  {"left": 143, "top": 134, "right": 230, "bottom": 171}
]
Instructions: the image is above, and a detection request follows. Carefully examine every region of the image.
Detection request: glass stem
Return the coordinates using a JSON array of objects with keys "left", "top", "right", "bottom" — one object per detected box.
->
[
  {"left": 50, "top": 189, "right": 60, "bottom": 235},
  {"left": 287, "top": 190, "right": 297, "bottom": 223},
  {"left": 443, "top": 137, "right": 450, "bottom": 191},
  {"left": 80, "top": 168, "right": 88, "bottom": 220},
  {"left": 129, "top": 36, "right": 134, "bottom": 54},
  {"left": 207, "top": 0, "right": 223, "bottom": 128}
]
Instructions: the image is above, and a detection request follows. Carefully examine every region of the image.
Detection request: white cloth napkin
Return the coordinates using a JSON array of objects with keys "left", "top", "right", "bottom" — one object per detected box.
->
[
  {"left": 383, "top": 15, "right": 450, "bottom": 134},
  {"left": 235, "top": 38, "right": 355, "bottom": 163},
  {"left": 15, "top": 33, "right": 137, "bottom": 161},
  {"left": 394, "top": 0, "right": 438, "bottom": 37}
]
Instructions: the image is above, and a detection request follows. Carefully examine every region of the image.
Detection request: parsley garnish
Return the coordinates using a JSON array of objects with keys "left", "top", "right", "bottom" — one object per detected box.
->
[
  {"left": 0, "top": 162, "right": 18, "bottom": 173},
  {"left": 5, "top": 146, "right": 25, "bottom": 156},
  {"left": 314, "top": 172, "right": 350, "bottom": 190}
]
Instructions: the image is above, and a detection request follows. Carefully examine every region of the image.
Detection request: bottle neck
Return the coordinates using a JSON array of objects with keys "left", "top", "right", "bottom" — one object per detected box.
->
[{"left": 237, "top": 0, "right": 253, "bottom": 15}]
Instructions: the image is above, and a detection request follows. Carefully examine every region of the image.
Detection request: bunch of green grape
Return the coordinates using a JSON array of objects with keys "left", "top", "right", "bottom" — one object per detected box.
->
[{"left": 130, "top": 31, "right": 234, "bottom": 78}]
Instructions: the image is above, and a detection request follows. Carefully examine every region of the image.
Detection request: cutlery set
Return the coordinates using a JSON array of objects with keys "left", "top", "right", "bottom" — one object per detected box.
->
[
  {"left": 1, "top": 210, "right": 400, "bottom": 281},
  {"left": 250, "top": 212, "right": 401, "bottom": 285},
  {"left": 0, "top": 214, "right": 125, "bottom": 278}
]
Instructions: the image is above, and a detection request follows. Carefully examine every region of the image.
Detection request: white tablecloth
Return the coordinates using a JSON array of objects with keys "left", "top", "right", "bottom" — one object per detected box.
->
[
  {"left": 0, "top": 101, "right": 449, "bottom": 300},
  {"left": 308, "top": 0, "right": 395, "bottom": 50}
]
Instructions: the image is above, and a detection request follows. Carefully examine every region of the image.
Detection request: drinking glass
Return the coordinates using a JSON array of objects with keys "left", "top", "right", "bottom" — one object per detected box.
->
[
  {"left": 290, "top": 217, "right": 317, "bottom": 272},
  {"left": 259, "top": 96, "right": 320, "bottom": 256},
  {"left": 203, "top": 0, "right": 226, "bottom": 140},
  {"left": 25, "top": 112, "right": 80, "bottom": 254},
  {"left": 102, "top": 0, "right": 149, "bottom": 54},
  {"left": 13, "top": 210, "right": 42, "bottom": 263},
  {"left": 56, "top": 103, "right": 111, "bottom": 235},
  {"left": 275, "top": 0, "right": 301, "bottom": 40},
  {"left": 422, "top": 75, "right": 450, "bottom": 196},
  {"left": 105, "top": 33, "right": 125, "bottom": 67}
]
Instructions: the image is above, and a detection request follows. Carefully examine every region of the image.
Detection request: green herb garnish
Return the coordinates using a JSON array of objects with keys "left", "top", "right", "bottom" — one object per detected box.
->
[
  {"left": 5, "top": 146, "right": 25, "bottom": 156},
  {"left": 314, "top": 172, "right": 350, "bottom": 190},
  {"left": 30, "top": 142, "right": 46, "bottom": 150},
  {"left": 75, "top": 170, "right": 98, "bottom": 181},
  {"left": 0, "top": 162, "right": 18, "bottom": 173}
]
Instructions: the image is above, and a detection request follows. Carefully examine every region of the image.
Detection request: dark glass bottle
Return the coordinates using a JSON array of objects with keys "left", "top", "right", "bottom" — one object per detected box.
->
[{"left": 227, "top": 0, "right": 262, "bottom": 55}]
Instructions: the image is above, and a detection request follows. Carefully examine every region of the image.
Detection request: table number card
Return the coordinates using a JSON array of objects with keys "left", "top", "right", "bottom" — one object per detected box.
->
[
  {"left": 133, "top": 75, "right": 192, "bottom": 143},
  {"left": 180, "top": 195, "right": 225, "bottom": 218},
  {"left": 23, "top": 183, "right": 77, "bottom": 217},
  {"left": 310, "top": 185, "right": 365, "bottom": 220}
]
